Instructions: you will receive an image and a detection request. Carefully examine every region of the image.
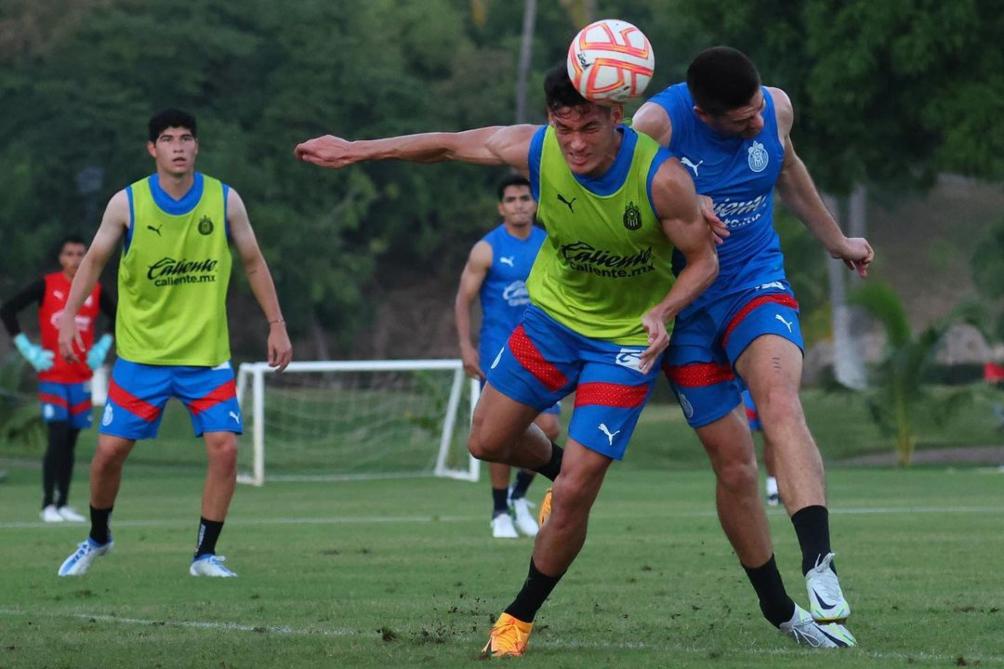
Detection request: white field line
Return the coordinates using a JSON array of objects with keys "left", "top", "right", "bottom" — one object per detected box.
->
[
  {"left": 0, "top": 505, "right": 999, "bottom": 531},
  {"left": 0, "top": 607, "right": 1001, "bottom": 665}
]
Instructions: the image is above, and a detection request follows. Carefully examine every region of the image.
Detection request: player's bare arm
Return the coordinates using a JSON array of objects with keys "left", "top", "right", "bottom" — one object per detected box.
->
[
  {"left": 454, "top": 241, "right": 492, "bottom": 380},
  {"left": 227, "top": 188, "right": 293, "bottom": 372},
  {"left": 631, "top": 100, "right": 674, "bottom": 147},
  {"left": 59, "top": 190, "right": 128, "bottom": 362},
  {"left": 633, "top": 104, "right": 729, "bottom": 245},
  {"left": 771, "top": 87, "right": 874, "bottom": 277},
  {"left": 638, "top": 160, "right": 720, "bottom": 373},
  {"left": 294, "top": 124, "right": 538, "bottom": 173}
]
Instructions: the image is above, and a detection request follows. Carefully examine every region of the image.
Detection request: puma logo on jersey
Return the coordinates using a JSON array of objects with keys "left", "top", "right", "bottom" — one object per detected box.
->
[
  {"left": 499, "top": 256, "right": 515, "bottom": 267},
  {"left": 53, "top": 290, "right": 65, "bottom": 300},
  {"left": 557, "top": 193, "right": 576, "bottom": 213},
  {"left": 598, "top": 423, "right": 621, "bottom": 446},
  {"left": 775, "top": 314, "right": 794, "bottom": 333},
  {"left": 229, "top": 411, "right": 241, "bottom": 424},
  {"left": 681, "top": 157, "right": 704, "bottom": 177},
  {"left": 147, "top": 224, "right": 163, "bottom": 236},
  {"left": 491, "top": 347, "right": 504, "bottom": 370}
]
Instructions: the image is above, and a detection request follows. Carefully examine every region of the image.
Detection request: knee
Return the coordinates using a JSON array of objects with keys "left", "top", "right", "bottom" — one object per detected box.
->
[
  {"left": 205, "top": 434, "right": 238, "bottom": 470},
  {"left": 759, "top": 387, "right": 805, "bottom": 429},
  {"left": 716, "top": 456, "right": 759, "bottom": 493},
  {"left": 92, "top": 443, "right": 129, "bottom": 472},
  {"left": 467, "top": 428, "right": 502, "bottom": 461}
]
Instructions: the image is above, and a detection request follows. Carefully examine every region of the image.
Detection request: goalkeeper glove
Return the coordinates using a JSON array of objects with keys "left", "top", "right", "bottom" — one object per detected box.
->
[
  {"left": 13, "top": 333, "right": 54, "bottom": 372},
  {"left": 87, "top": 334, "right": 114, "bottom": 371}
]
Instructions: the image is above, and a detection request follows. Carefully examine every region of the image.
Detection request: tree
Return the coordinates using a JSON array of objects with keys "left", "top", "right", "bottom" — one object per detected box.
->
[{"left": 850, "top": 282, "right": 968, "bottom": 466}]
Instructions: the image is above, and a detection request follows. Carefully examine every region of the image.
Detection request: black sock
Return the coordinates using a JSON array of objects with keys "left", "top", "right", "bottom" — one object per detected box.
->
[
  {"left": 504, "top": 558, "right": 564, "bottom": 623},
  {"left": 743, "top": 554, "right": 796, "bottom": 627},
  {"left": 195, "top": 517, "right": 224, "bottom": 558},
  {"left": 510, "top": 470, "right": 534, "bottom": 500},
  {"left": 791, "top": 505, "right": 835, "bottom": 575},
  {"left": 55, "top": 428, "right": 80, "bottom": 507},
  {"left": 533, "top": 442, "right": 563, "bottom": 482},
  {"left": 89, "top": 506, "right": 113, "bottom": 545},
  {"left": 492, "top": 487, "right": 509, "bottom": 516}
]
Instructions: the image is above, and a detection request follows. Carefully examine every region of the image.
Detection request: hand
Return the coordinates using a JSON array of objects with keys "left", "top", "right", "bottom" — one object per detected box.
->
[
  {"left": 13, "top": 334, "right": 54, "bottom": 372},
  {"left": 57, "top": 313, "right": 84, "bottom": 363},
  {"left": 831, "top": 237, "right": 874, "bottom": 278},
  {"left": 698, "top": 195, "right": 730, "bottom": 245},
  {"left": 87, "top": 334, "right": 114, "bottom": 371},
  {"left": 267, "top": 321, "right": 292, "bottom": 372},
  {"left": 294, "top": 135, "right": 358, "bottom": 169},
  {"left": 639, "top": 307, "right": 671, "bottom": 374},
  {"left": 460, "top": 345, "right": 483, "bottom": 380}
]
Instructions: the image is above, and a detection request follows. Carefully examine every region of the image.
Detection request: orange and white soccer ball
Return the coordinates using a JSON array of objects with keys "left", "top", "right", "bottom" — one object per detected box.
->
[{"left": 567, "top": 19, "right": 655, "bottom": 103}]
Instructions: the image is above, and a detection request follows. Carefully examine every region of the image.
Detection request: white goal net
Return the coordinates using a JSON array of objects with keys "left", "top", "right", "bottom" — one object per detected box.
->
[{"left": 235, "top": 359, "right": 481, "bottom": 485}]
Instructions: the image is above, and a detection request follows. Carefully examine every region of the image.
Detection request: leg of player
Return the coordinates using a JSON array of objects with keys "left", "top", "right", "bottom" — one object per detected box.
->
[
  {"left": 55, "top": 427, "right": 86, "bottom": 522},
  {"left": 40, "top": 422, "right": 66, "bottom": 522},
  {"left": 57, "top": 434, "right": 134, "bottom": 576},
  {"left": 190, "top": 431, "right": 238, "bottom": 578},
  {"left": 508, "top": 412, "right": 562, "bottom": 538},
  {"left": 737, "top": 335, "right": 851, "bottom": 623},
  {"left": 696, "top": 409, "right": 795, "bottom": 614},
  {"left": 490, "top": 462, "right": 518, "bottom": 539},
  {"left": 468, "top": 384, "right": 563, "bottom": 481},
  {"left": 483, "top": 439, "right": 610, "bottom": 658}
]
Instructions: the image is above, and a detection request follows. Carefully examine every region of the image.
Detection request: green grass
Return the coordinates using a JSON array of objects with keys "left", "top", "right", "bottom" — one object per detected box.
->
[{"left": 0, "top": 462, "right": 1001, "bottom": 668}]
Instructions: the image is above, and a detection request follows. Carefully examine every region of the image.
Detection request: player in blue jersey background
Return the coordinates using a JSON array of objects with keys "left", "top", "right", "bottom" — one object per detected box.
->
[
  {"left": 634, "top": 46, "right": 874, "bottom": 636},
  {"left": 455, "top": 175, "right": 561, "bottom": 540}
]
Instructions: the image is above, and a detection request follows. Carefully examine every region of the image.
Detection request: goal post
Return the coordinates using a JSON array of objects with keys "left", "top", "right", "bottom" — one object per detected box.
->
[{"left": 235, "top": 359, "right": 481, "bottom": 486}]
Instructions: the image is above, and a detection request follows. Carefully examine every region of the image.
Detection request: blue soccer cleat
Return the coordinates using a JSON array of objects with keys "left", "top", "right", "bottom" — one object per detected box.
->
[{"left": 58, "top": 537, "right": 113, "bottom": 576}]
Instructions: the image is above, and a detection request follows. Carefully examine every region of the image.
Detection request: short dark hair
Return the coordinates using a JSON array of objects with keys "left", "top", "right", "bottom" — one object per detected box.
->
[
  {"left": 56, "top": 235, "right": 86, "bottom": 256},
  {"left": 543, "top": 63, "right": 590, "bottom": 112},
  {"left": 686, "top": 46, "right": 761, "bottom": 116},
  {"left": 148, "top": 108, "right": 197, "bottom": 142},
  {"left": 497, "top": 174, "right": 531, "bottom": 201}
]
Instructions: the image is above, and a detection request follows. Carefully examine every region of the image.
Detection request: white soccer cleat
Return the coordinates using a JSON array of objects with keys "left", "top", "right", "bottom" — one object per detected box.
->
[
  {"left": 806, "top": 552, "right": 851, "bottom": 622},
  {"left": 510, "top": 498, "right": 539, "bottom": 537},
  {"left": 57, "top": 506, "right": 87, "bottom": 522},
  {"left": 58, "top": 537, "right": 113, "bottom": 576},
  {"left": 780, "top": 604, "right": 856, "bottom": 648},
  {"left": 41, "top": 505, "right": 64, "bottom": 523},
  {"left": 190, "top": 554, "right": 238, "bottom": 577},
  {"left": 491, "top": 513, "right": 519, "bottom": 539}
]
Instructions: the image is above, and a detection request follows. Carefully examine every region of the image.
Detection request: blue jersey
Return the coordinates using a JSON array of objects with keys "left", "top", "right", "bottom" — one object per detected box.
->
[
  {"left": 478, "top": 224, "right": 547, "bottom": 363},
  {"left": 647, "top": 84, "right": 787, "bottom": 316}
]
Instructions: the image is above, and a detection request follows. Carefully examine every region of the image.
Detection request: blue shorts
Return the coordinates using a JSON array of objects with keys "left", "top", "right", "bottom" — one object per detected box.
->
[
  {"left": 100, "top": 358, "right": 242, "bottom": 440},
  {"left": 38, "top": 381, "right": 93, "bottom": 430},
  {"left": 478, "top": 372, "right": 561, "bottom": 415},
  {"left": 486, "top": 306, "right": 659, "bottom": 460},
  {"left": 664, "top": 284, "right": 802, "bottom": 428}
]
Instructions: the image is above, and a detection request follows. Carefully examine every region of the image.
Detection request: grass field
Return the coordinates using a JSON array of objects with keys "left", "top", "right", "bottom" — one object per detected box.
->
[{"left": 0, "top": 461, "right": 1001, "bottom": 668}]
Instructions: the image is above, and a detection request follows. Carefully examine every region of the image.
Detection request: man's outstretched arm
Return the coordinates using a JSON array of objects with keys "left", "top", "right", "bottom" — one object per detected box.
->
[{"left": 294, "top": 125, "right": 538, "bottom": 173}]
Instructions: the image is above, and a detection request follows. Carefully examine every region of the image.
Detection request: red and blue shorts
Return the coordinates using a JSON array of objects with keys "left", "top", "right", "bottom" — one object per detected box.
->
[
  {"left": 663, "top": 282, "right": 802, "bottom": 428},
  {"left": 100, "top": 358, "right": 242, "bottom": 440},
  {"left": 486, "top": 306, "right": 660, "bottom": 460},
  {"left": 38, "top": 381, "right": 93, "bottom": 429}
]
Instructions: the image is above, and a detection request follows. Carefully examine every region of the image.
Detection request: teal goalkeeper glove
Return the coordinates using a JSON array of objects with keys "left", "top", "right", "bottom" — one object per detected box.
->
[
  {"left": 13, "top": 333, "right": 54, "bottom": 372},
  {"left": 87, "top": 334, "right": 114, "bottom": 371}
]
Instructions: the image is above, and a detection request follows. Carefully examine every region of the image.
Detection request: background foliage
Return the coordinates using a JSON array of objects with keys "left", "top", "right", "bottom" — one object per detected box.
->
[{"left": 0, "top": 0, "right": 1001, "bottom": 357}]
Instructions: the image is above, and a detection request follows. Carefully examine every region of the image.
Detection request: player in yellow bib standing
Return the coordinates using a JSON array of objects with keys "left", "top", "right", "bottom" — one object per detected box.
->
[
  {"left": 56, "top": 109, "right": 292, "bottom": 578},
  {"left": 295, "top": 65, "right": 723, "bottom": 656}
]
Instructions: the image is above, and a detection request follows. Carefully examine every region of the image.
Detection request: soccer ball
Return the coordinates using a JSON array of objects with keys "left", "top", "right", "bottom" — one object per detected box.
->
[{"left": 567, "top": 19, "right": 655, "bottom": 103}]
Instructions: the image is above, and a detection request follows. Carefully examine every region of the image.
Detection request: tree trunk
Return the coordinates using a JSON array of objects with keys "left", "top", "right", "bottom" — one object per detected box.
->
[
  {"left": 514, "top": 0, "right": 537, "bottom": 124},
  {"left": 824, "top": 192, "right": 868, "bottom": 389}
]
